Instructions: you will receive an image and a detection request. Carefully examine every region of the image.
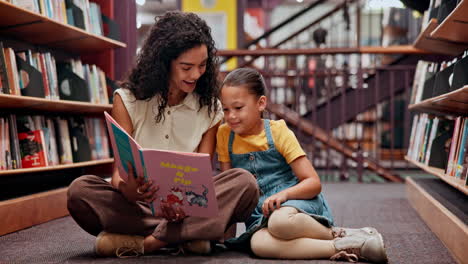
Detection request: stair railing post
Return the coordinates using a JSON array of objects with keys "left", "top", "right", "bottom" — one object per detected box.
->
[
  {"left": 340, "top": 60, "right": 349, "bottom": 181},
  {"left": 356, "top": 0, "right": 364, "bottom": 182},
  {"left": 390, "top": 70, "right": 395, "bottom": 170},
  {"left": 375, "top": 69, "right": 381, "bottom": 173}
]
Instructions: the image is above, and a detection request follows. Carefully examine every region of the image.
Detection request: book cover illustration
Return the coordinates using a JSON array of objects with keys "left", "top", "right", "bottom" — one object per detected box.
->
[{"left": 104, "top": 111, "right": 218, "bottom": 218}]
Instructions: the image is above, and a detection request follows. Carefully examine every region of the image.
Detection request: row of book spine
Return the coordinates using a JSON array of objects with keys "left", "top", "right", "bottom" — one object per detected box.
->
[
  {"left": 0, "top": 114, "right": 110, "bottom": 170},
  {"left": 1, "top": 43, "right": 59, "bottom": 99},
  {"left": 67, "top": 58, "right": 110, "bottom": 104},
  {"left": 4, "top": 0, "right": 104, "bottom": 36},
  {"left": 0, "top": 42, "right": 110, "bottom": 104},
  {"left": 409, "top": 51, "right": 468, "bottom": 105},
  {"left": 407, "top": 113, "right": 468, "bottom": 185},
  {"left": 421, "top": 0, "right": 462, "bottom": 28}
]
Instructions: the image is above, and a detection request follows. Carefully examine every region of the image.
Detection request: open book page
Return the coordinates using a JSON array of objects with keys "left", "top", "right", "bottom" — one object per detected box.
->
[
  {"left": 142, "top": 149, "right": 218, "bottom": 218},
  {"left": 104, "top": 111, "right": 218, "bottom": 218}
]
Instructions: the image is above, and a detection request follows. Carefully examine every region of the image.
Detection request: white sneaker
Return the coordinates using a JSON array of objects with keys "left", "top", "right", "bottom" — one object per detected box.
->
[
  {"left": 95, "top": 232, "right": 144, "bottom": 258},
  {"left": 182, "top": 240, "right": 211, "bottom": 254},
  {"left": 332, "top": 226, "right": 380, "bottom": 238},
  {"left": 331, "top": 228, "right": 388, "bottom": 263}
]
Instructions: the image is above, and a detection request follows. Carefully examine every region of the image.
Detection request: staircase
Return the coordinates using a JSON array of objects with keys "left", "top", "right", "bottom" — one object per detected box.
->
[
  {"left": 268, "top": 103, "right": 403, "bottom": 182},
  {"left": 217, "top": 0, "right": 432, "bottom": 182}
]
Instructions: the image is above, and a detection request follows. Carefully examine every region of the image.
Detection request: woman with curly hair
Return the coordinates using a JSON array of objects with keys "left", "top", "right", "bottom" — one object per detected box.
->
[{"left": 67, "top": 11, "right": 259, "bottom": 258}]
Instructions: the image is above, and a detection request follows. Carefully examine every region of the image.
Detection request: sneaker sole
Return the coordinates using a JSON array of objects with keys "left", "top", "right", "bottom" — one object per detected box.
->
[
  {"left": 95, "top": 231, "right": 108, "bottom": 256},
  {"left": 376, "top": 233, "right": 389, "bottom": 263}
]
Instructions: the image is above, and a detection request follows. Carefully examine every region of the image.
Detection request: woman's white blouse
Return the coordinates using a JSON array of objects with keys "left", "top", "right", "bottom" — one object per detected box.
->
[{"left": 114, "top": 88, "right": 223, "bottom": 152}]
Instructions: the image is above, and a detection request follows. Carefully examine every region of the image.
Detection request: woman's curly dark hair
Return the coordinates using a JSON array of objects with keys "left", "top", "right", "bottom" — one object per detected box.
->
[{"left": 121, "top": 11, "right": 220, "bottom": 123}]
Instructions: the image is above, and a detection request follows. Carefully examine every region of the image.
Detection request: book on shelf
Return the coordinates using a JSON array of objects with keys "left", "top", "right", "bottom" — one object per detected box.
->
[
  {"left": 455, "top": 118, "right": 468, "bottom": 179},
  {"left": 44, "top": 117, "right": 60, "bottom": 166},
  {"left": 0, "top": 117, "right": 10, "bottom": 170},
  {"left": 424, "top": 117, "right": 439, "bottom": 164},
  {"left": 410, "top": 61, "right": 428, "bottom": 105},
  {"left": 68, "top": 116, "right": 91, "bottom": 163},
  {"left": 2, "top": 47, "right": 20, "bottom": 95},
  {"left": 452, "top": 52, "right": 468, "bottom": 90},
  {"left": 0, "top": 42, "right": 11, "bottom": 94},
  {"left": 428, "top": 118, "right": 453, "bottom": 170},
  {"left": 104, "top": 111, "right": 219, "bottom": 218},
  {"left": 446, "top": 116, "right": 462, "bottom": 176},
  {"left": 7, "top": 114, "right": 21, "bottom": 169},
  {"left": 18, "top": 129, "right": 48, "bottom": 168}
]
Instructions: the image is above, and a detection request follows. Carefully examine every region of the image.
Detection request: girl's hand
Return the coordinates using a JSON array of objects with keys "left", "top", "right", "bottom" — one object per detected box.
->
[
  {"left": 120, "top": 163, "right": 158, "bottom": 203},
  {"left": 262, "top": 192, "right": 288, "bottom": 217}
]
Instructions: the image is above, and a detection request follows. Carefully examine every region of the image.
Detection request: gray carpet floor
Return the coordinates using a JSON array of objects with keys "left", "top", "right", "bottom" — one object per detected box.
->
[{"left": 0, "top": 182, "right": 457, "bottom": 264}]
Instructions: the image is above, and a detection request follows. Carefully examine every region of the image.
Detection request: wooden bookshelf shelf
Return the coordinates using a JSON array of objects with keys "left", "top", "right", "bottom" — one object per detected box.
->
[
  {"left": 405, "top": 156, "right": 468, "bottom": 195},
  {"left": 406, "top": 178, "right": 468, "bottom": 264},
  {"left": 408, "top": 85, "right": 468, "bottom": 116},
  {"left": 413, "top": 18, "right": 467, "bottom": 56},
  {"left": 0, "top": 94, "right": 112, "bottom": 113},
  {"left": 0, "top": 1, "right": 126, "bottom": 53},
  {"left": 431, "top": 0, "right": 468, "bottom": 43},
  {"left": 0, "top": 158, "right": 114, "bottom": 176},
  {"left": 0, "top": 187, "right": 69, "bottom": 236}
]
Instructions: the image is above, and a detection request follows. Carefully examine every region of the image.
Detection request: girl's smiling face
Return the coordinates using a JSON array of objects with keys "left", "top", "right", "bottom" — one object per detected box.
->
[{"left": 221, "top": 85, "right": 266, "bottom": 136}]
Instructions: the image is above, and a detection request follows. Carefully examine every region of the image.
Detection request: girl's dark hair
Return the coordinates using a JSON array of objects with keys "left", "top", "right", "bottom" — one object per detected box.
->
[
  {"left": 121, "top": 11, "right": 219, "bottom": 122},
  {"left": 222, "top": 68, "right": 266, "bottom": 97}
]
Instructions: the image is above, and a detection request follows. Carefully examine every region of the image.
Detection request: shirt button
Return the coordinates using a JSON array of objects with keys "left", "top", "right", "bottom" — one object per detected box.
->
[
  {"left": 249, "top": 155, "right": 255, "bottom": 161},
  {"left": 165, "top": 135, "right": 169, "bottom": 139}
]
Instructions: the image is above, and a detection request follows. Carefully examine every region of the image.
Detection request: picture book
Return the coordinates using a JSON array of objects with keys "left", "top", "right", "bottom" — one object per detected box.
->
[{"left": 104, "top": 111, "right": 218, "bottom": 218}]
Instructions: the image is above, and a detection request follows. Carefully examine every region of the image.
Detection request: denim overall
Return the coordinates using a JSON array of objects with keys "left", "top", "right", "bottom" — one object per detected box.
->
[{"left": 226, "top": 119, "right": 334, "bottom": 250}]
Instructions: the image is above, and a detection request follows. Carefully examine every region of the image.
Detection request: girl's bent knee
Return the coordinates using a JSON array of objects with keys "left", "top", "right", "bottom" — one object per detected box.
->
[
  {"left": 267, "top": 207, "right": 298, "bottom": 240},
  {"left": 250, "top": 229, "right": 279, "bottom": 258}
]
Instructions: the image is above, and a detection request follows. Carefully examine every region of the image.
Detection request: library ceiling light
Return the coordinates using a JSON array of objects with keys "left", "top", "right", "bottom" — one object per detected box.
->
[
  {"left": 296, "top": 0, "right": 304, "bottom": 2},
  {"left": 136, "top": 0, "right": 146, "bottom": 6}
]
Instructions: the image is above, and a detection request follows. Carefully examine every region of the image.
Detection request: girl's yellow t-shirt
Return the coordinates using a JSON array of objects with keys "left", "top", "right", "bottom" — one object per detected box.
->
[{"left": 216, "top": 119, "right": 306, "bottom": 164}]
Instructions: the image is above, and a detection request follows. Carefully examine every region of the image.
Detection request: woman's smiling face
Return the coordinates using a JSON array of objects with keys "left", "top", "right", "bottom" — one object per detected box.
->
[{"left": 169, "top": 44, "right": 208, "bottom": 94}]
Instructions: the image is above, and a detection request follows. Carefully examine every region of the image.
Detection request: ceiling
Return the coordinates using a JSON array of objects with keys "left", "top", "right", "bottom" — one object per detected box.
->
[{"left": 136, "top": 0, "right": 345, "bottom": 26}]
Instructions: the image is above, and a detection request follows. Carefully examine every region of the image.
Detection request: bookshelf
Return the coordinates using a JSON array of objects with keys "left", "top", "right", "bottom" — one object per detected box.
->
[
  {"left": 413, "top": 18, "right": 467, "bottom": 56},
  {"left": 405, "top": 156, "right": 468, "bottom": 195},
  {"left": 408, "top": 85, "right": 468, "bottom": 116},
  {"left": 0, "top": 187, "right": 68, "bottom": 236},
  {"left": 407, "top": 2, "right": 468, "bottom": 262},
  {"left": 0, "top": 94, "right": 112, "bottom": 113},
  {"left": 430, "top": 0, "right": 468, "bottom": 43},
  {"left": 0, "top": 1, "right": 126, "bottom": 53},
  {"left": 0, "top": 0, "right": 128, "bottom": 235},
  {"left": 0, "top": 158, "right": 113, "bottom": 176}
]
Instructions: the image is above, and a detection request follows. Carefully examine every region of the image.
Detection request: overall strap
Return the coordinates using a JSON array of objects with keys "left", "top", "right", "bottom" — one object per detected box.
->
[
  {"left": 264, "top": 119, "right": 275, "bottom": 149},
  {"left": 228, "top": 130, "right": 235, "bottom": 154}
]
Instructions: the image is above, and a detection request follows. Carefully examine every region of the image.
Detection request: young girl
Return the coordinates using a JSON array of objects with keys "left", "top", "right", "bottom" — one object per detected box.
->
[
  {"left": 67, "top": 12, "right": 259, "bottom": 258},
  {"left": 217, "top": 68, "right": 388, "bottom": 263}
]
